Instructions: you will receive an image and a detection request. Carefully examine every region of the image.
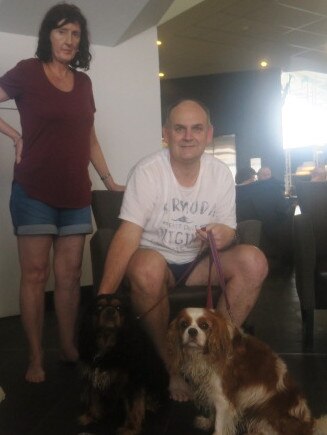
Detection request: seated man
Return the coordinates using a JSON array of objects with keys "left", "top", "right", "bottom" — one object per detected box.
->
[{"left": 97, "top": 99, "right": 268, "bottom": 401}]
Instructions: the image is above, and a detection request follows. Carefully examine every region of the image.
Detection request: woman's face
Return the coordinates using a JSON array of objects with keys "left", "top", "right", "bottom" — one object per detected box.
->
[{"left": 49, "top": 21, "right": 81, "bottom": 64}]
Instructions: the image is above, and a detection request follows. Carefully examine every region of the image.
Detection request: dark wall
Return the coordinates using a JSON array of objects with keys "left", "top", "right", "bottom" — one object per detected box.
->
[{"left": 160, "top": 69, "right": 285, "bottom": 181}]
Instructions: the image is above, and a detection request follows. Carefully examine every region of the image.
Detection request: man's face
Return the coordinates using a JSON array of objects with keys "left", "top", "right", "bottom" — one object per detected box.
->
[{"left": 163, "top": 101, "right": 213, "bottom": 165}]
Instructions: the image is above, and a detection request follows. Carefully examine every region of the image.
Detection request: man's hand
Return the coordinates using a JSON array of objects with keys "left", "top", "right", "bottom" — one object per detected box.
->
[{"left": 196, "top": 223, "right": 236, "bottom": 250}]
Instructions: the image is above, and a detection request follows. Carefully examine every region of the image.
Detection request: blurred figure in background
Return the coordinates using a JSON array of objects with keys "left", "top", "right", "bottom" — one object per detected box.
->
[
  {"left": 235, "top": 167, "right": 257, "bottom": 223},
  {"left": 310, "top": 165, "right": 327, "bottom": 182},
  {"left": 236, "top": 165, "right": 292, "bottom": 275},
  {"left": 235, "top": 166, "right": 256, "bottom": 185},
  {"left": 257, "top": 166, "right": 285, "bottom": 194},
  {"left": 257, "top": 166, "right": 272, "bottom": 181}
]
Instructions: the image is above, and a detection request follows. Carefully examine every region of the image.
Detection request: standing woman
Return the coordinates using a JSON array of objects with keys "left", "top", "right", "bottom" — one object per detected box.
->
[{"left": 0, "top": 3, "right": 124, "bottom": 383}]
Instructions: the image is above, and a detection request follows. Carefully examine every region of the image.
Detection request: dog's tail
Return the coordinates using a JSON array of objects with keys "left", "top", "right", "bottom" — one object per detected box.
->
[{"left": 314, "top": 415, "right": 327, "bottom": 435}]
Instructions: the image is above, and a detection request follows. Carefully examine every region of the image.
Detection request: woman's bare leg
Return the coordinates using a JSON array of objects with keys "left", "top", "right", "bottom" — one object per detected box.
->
[
  {"left": 18, "top": 235, "right": 52, "bottom": 382},
  {"left": 53, "top": 235, "right": 85, "bottom": 362}
]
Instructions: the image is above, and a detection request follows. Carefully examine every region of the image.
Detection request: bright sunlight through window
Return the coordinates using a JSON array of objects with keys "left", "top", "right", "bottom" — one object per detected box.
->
[{"left": 282, "top": 71, "right": 327, "bottom": 149}]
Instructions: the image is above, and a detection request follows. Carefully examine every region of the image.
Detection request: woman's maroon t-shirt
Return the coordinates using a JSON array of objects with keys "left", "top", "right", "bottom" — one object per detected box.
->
[{"left": 0, "top": 58, "right": 95, "bottom": 208}]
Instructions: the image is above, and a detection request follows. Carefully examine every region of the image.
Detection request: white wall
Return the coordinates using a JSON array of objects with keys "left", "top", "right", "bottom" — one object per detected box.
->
[{"left": 0, "top": 27, "right": 162, "bottom": 317}]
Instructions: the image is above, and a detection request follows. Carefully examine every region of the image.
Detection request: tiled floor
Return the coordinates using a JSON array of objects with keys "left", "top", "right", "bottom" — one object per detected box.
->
[{"left": 0, "top": 273, "right": 326, "bottom": 435}]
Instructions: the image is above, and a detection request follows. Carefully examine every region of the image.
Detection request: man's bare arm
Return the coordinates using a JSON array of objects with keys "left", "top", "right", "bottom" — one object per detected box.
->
[{"left": 97, "top": 220, "right": 143, "bottom": 295}]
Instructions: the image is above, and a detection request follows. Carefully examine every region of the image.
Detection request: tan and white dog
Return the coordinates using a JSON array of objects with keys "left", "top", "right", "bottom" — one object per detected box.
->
[{"left": 167, "top": 307, "right": 327, "bottom": 435}]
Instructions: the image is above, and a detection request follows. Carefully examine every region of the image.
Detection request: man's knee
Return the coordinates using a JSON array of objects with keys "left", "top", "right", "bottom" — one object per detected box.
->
[
  {"left": 127, "top": 249, "right": 169, "bottom": 292},
  {"left": 237, "top": 245, "right": 268, "bottom": 282},
  {"left": 226, "top": 245, "right": 268, "bottom": 283}
]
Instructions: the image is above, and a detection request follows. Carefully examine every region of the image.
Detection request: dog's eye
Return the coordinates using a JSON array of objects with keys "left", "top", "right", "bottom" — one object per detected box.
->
[
  {"left": 179, "top": 320, "right": 189, "bottom": 330},
  {"left": 199, "top": 322, "right": 209, "bottom": 330}
]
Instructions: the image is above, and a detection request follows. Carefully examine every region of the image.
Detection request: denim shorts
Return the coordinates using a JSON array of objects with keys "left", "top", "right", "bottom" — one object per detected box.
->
[{"left": 10, "top": 182, "right": 93, "bottom": 236}]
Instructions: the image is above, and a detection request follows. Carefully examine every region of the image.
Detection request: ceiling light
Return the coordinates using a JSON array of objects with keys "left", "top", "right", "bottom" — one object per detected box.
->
[
  {"left": 157, "top": 40, "right": 162, "bottom": 46},
  {"left": 260, "top": 60, "right": 269, "bottom": 68},
  {"left": 159, "top": 72, "right": 165, "bottom": 78}
]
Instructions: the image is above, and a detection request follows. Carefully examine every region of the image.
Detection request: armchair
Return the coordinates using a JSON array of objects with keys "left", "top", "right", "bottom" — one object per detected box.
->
[
  {"left": 293, "top": 181, "right": 327, "bottom": 348},
  {"left": 90, "top": 190, "right": 262, "bottom": 319}
]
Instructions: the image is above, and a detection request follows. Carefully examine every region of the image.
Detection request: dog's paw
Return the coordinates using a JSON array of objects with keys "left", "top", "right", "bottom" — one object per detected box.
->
[{"left": 194, "top": 415, "right": 213, "bottom": 431}]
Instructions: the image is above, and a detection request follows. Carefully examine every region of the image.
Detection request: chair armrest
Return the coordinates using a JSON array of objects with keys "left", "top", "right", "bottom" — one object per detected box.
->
[
  {"left": 293, "top": 214, "right": 316, "bottom": 309},
  {"left": 91, "top": 190, "right": 124, "bottom": 229},
  {"left": 90, "top": 228, "right": 116, "bottom": 292}
]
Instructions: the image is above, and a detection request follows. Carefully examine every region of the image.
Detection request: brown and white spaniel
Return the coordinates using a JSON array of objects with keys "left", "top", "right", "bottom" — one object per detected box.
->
[{"left": 167, "top": 308, "right": 327, "bottom": 435}]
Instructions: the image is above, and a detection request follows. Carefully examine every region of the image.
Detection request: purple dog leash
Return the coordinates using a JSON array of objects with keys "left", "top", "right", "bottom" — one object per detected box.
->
[{"left": 207, "top": 229, "right": 233, "bottom": 322}]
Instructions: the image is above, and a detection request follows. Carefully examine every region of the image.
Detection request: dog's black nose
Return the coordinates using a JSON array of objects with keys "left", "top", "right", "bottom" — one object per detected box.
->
[{"left": 188, "top": 328, "right": 198, "bottom": 338}]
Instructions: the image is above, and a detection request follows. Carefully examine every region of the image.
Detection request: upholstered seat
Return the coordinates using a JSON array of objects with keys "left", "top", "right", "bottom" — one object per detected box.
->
[{"left": 293, "top": 181, "right": 327, "bottom": 348}]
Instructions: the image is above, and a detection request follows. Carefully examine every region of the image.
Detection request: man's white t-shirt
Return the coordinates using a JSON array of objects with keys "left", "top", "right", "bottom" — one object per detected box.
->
[{"left": 120, "top": 148, "right": 236, "bottom": 264}]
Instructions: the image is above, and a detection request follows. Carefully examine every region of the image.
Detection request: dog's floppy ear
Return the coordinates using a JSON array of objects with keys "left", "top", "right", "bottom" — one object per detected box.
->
[
  {"left": 166, "top": 316, "right": 184, "bottom": 374},
  {"left": 206, "top": 310, "right": 233, "bottom": 359}
]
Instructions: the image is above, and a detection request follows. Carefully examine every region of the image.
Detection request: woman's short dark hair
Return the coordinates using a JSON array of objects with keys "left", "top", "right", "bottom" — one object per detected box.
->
[{"left": 35, "top": 3, "right": 92, "bottom": 70}]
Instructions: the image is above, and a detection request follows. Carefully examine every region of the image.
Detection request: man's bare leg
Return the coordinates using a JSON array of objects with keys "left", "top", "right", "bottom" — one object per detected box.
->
[
  {"left": 127, "top": 249, "right": 192, "bottom": 402},
  {"left": 186, "top": 244, "right": 268, "bottom": 326}
]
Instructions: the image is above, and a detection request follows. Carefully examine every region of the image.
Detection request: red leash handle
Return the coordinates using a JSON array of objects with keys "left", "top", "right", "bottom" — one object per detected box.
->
[{"left": 207, "top": 230, "right": 233, "bottom": 322}]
